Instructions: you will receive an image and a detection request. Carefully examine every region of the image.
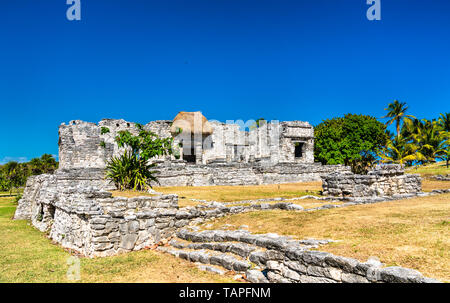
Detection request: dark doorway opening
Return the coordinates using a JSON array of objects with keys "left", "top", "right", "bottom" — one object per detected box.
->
[
  {"left": 294, "top": 142, "right": 304, "bottom": 158},
  {"left": 184, "top": 148, "right": 196, "bottom": 163}
]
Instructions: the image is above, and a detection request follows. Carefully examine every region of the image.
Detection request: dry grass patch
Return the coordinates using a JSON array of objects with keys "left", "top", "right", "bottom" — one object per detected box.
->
[
  {"left": 206, "top": 194, "right": 450, "bottom": 282},
  {"left": 224, "top": 198, "right": 344, "bottom": 210},
  {"left": 421, "top": 179, "right": 450, "bottom": 192},
  {"left": 154, "top": 182, "right": 322, "bottom": 205}
]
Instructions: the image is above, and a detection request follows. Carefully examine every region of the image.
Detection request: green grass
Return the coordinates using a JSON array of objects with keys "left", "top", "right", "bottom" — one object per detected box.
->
[
  {"left": 0, "top": 196, "right": 235, "bottom": 283},
  {"left": 406, "top": 162, "right": 450, "bottom": 177}
]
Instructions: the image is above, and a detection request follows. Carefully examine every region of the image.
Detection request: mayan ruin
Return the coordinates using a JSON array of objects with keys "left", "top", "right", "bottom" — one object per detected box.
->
[
  {"left": 2, "top": 1, "right": 449, "bottom": 293},
  {"left": 11, "top": 112, "right": 447, "bottom": 284}
]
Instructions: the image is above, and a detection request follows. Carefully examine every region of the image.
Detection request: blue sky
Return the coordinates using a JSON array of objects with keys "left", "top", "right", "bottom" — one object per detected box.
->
[{"left": 0, "top": 0, "right": 449, "bottom": 163}]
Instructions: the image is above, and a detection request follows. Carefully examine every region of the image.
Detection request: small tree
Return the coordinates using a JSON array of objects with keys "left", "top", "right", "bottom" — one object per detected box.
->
[
  {"left": 314, "top": 114, "right": 388, "bottom": 174},
  {"left": 1, "top": 161, "right": 27, "bottom": 196},
  {"left": 106, "top": 124, "right": 173, "bottom": 191}
]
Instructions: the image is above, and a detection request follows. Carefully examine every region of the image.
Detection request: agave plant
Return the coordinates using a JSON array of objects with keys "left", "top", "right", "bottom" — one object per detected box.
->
[
  {"left": 106, "top": 151, "right": 159, "bottom": 191},
  {"left": 105, "top": 124, "right": 172, "bottom": 191}
]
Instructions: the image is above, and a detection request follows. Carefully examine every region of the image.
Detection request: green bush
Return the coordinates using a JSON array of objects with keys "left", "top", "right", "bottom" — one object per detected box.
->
[
  {"left": 106, "top": 151, "right": 158, "bottom": 191},
  {"left": 105, "top": 123, "right": 173, "bottom": 191},
  {"left": 314, "top": 114, "right": 388, "bottom": 174}
]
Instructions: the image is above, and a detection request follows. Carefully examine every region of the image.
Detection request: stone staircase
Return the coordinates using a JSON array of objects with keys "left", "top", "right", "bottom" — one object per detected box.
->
[
  {"left": 157, "top": 228, "right": 334, "bottom": 283},
  {"left": 156, "top": 228, "right": 440, "bottom": 283}
]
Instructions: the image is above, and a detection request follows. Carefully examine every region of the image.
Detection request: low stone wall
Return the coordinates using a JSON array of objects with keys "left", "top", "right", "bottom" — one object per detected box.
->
[
  {"left": 153, "top": 161, "right": 350, "bottom": 186},
  {"left": 433, "top": 174, "right": 450, "bottom": 181},
  {"left": 322, "top": 164, "right": 422, "bottom": 198},
  {"left": 15, "top": 168, "right": 325, "bottom": 257},
  {"left": 14, "top": 170, "right": 181, "bottom": 257}
]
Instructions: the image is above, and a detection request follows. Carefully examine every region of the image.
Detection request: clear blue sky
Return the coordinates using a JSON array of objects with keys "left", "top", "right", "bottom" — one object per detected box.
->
[{"left": 1, "top": 0, "right": 449, "bottom": 163}]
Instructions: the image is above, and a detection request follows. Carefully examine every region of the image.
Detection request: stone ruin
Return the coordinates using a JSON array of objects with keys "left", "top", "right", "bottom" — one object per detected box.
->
[
  {"left": 12, "top": 112, "right": 439, "bottom": 282},
  {"left": 322, "top": 164, "right": 422, "bottom": 199},
  {"left": 58, "top": 112, "right": 350, "bottom": 187},
  {"left": 15, "top": 112, "right": 353, "bottom": 257}
]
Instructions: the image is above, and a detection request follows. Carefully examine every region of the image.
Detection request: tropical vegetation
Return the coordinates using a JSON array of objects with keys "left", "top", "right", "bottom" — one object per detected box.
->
[
  {"left": 314, "top": 114, "right": 388, "bottom": 173},
  {"left": 105, "top": 123, "right": 173, "bottom": 191},
  {"left": 315, "top": 101, "right": 449, "bottom": 171},
  {"left": 0, "top": 154, "right": 58, "bottom": 195},
  {"left": 378, "top": 101, "right": 449, "bottom": 167}
]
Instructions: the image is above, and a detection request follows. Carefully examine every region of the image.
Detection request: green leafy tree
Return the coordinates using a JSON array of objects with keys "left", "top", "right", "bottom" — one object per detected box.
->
[
  {"left": 28, "top": 154, "right": 58, "bottom": 175},
  {"left": 437, "top": 113, "right": 450, "bottom": 133},
  {"left": 1, "top": 161, "right": 27, "bottom": 196},
  {"left": 382, "top": 100, "right": 415, "bottom": 138},
  {"left": 0, "top": 172, "right": 11, "bottom": 192},
  {"left": 314, "top": 114, "right": 388, "bottom": 174},
  {"left": 106, "top": 124, "right": 173, "bottom": 191}
]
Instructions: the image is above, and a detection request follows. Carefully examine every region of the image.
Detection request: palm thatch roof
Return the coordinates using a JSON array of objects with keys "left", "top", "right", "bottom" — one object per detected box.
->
[{"left": 170, "top": 111, "right": 214, "bottom": 136}]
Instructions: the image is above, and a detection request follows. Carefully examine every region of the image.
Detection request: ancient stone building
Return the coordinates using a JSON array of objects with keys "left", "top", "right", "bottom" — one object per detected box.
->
[
  {"left": 13, "top": 114, "right": 442, "bottom": 283},
  {"left": 14, "top": 112, "right": 351, "bottom": 257},
  {"left": 58, "top": 112, "right": 348, "bottom": 186},
  {"left": 59, "top": 112, "right": 315, "bottom": 169}
]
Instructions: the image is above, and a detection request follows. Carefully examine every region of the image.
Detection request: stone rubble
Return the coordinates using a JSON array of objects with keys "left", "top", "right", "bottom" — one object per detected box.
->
[{"left": 432, "top": 174, "right": 450, "bottom": 181}]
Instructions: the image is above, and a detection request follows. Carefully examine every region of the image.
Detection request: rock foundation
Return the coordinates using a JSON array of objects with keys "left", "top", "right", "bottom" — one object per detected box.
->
[{"left": 322, "top": 164, "right": 422, "bottom": 198}]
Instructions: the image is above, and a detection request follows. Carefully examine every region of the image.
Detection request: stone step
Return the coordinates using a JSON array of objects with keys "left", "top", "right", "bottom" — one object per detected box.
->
[
  {"left": 176, "top": 229, "right": 334, "bottom": 251},
  {"left": 169, "top": 238, "right": 259, "bottom": 258},
  {"left": 157, "top": 245, "right": 253, "bottom": 273}
]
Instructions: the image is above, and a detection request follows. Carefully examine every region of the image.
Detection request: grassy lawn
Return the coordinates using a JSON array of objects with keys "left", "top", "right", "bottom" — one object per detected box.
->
[
  {"left": 203, "top": 194, "right": 450, "bottom": 282},
  {"left": 406, "top": 162, "right": 450, "bottom": 177},
  {"left": 154, "top": 182, "right": 322, "bottom": 207},
  {"left": 0, "top": 196, "right": 235, "bottom": 283},
  {"left": 113, "top": 180, "right": 449, "bottom": 206}
]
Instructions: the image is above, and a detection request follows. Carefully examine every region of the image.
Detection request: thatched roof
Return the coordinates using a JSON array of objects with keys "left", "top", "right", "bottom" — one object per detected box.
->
[{"left": 170, "top": 111, "right": 213, "bottom": 136}]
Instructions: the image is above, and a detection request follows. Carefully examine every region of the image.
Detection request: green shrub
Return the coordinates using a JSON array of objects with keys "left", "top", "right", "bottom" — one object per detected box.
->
[
  {"left": 314, "top": 114, "right": 388, "bottom": 174},
  {"left": 101, "top": 127, "right": 110, "bottom": 135},
  {"left": 105, "top": 124, "right": 173, "bottom": 191}
]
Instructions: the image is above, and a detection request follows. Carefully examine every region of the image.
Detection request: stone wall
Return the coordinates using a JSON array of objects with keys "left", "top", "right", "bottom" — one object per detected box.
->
[
  {"left": 322, "top": 164, "right": 422, "bottom": 198},
  {"left": 14, "top": 170, "right": 181, "bottom": 257},
  {"left": 58, "top": 118, "right": 316, "bottom": 170},
  {"left": 152, "top": 161, "right": 350, "bottom": 187}
]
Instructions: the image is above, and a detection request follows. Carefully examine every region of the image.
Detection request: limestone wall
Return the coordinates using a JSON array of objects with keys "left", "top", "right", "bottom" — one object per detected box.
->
[
  {"left": 58, "top": 118, "right": 315, "bottom": 170},
  {"left": 14, "top": 170, "right": 181, "bottom": 257},
  {"left": 152, "top": 161, "right": 350, "bottom": 187},
  {"left": 322, "top": 164, "right": 422, "bottom": 198}
]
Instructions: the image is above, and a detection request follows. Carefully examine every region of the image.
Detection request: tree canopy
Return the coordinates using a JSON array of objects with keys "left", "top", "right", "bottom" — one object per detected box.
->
[{"left": 314, "top": 114, "right": 388, "bottom": 173}]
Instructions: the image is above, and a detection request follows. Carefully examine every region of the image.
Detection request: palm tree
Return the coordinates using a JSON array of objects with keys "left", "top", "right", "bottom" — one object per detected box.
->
[
  {"left": 412, "top": 119, "right": 446, "bottom": 164},
  {"left": 378, "top": 136, "right": 425, "bottom": 166},
  {"left": 437, "top": 112, "right": 450, "bottom": 133},
  {"left": 382, "top": 100, "right": 415, "bottom": 138}
]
